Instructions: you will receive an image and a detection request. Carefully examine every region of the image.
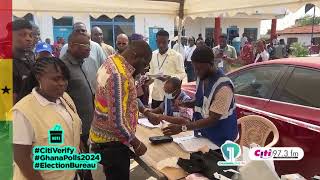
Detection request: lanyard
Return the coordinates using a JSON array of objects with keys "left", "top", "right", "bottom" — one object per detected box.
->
[{"left": 157, "top": 53, "right": 169, "bottom": 71}]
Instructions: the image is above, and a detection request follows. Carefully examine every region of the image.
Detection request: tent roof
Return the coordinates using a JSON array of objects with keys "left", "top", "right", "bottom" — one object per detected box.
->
[
  {"left": 184, "top": 0, "right": 320, "bottom": 19},
  {"left": 12, "top": 0, "right": 179, "bottom": 18},
  {"left": 12, "top": 0, "right": 320, "bottom": 19}
]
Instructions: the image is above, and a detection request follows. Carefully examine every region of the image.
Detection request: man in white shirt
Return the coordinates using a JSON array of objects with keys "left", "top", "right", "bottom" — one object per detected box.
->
[
  {"left": 59, "top": 22, "right": 107, "bottom": 94},
  {"left": 255, "top": 40, "right": 270, "bottom": 63},
  {"left": 173, "top": 36, "right": 187, "bottom": 60},
  {"left": 185, "top": 37, "right": 196, "bottom": 82},
  {"left": 149, "top": 30, "right": 186, "bottom": 108},
  {"left": 212, "top": 34, "right": 237, "bottom": 73},
  {"left": 241, "top": 33, "right": 248, "bottom": 50}
]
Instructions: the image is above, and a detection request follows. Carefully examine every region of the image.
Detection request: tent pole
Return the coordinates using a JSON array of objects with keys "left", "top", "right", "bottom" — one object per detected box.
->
[{"left": 177, "top": 0, "right": 185, "bottom": 53}]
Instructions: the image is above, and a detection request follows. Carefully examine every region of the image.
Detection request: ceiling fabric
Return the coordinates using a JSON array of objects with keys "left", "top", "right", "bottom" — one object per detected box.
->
[{"left": 12, "top": 0, "right": 320, "bottom": 19}]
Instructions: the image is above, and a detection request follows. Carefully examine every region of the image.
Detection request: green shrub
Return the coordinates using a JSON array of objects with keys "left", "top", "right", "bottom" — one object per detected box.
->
[{"left": 290, "top": 42, "right": 309, "bottom": 57}]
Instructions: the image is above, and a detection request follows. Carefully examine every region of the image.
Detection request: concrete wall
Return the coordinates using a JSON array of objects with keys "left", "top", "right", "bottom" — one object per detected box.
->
[
  {"left": 278, "top": 34, "right": 320, "bottom": 46},
  {"left": 184, "top": 17, "right": 261, "bottom": 39},
  {"left": 135, "top": 14, "right": 175, "bottom": 41}
]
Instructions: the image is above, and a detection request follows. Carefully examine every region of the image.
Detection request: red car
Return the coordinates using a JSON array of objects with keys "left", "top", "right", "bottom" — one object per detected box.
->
[{"left": 182, "top": 57, "right": 320, "bottom": 178}]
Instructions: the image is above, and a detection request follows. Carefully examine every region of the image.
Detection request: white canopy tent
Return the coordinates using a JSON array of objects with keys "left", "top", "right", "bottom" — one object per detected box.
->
[
  {"left": 12, "top": 0, "right": 320, "bottom": 19},
  {"left": 184, "top": 0, "right": 320, "bottom": 19},
  {"left": 12, "top": 0, "right": 179, "bottom": 18},
  {"left": 12, "top": 0, "right": 320, "bottom": 46}
]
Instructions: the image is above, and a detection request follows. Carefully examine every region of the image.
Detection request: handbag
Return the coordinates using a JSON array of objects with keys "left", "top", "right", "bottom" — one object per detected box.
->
[{"left": 178, "top": 149, "right": 237, "bottom": 180}]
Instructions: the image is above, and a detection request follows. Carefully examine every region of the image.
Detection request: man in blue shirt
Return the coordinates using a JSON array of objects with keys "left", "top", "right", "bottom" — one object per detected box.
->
[
  {"left": 163, "top": 46, "right": 238, "bottom": 146},
  {"left": 140, "top": 77, "right": 192, "bottom": 125}
]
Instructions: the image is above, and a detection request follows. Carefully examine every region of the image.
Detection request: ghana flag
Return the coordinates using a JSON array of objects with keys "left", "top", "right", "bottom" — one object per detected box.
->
[{"left": 0, "top": 0, "right": 13, "bottom": 179}]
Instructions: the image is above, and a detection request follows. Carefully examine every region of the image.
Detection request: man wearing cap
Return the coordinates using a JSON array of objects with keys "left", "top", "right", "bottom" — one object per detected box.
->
[
  {"left": 35, "top": 42, "right": 53, "bottom": 59},
  {"left": 162, "top": 46, "right": 238, "bottom": 147}
]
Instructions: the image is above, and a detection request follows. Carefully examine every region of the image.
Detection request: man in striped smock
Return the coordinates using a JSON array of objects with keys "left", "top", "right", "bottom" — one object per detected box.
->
[{"left": 89, "top": 40, "right": 152, "bottom": 180}]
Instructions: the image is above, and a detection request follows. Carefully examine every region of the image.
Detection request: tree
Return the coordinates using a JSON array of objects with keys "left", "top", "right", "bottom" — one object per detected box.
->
[{"left": 295, "top": 15, "right": 320, "bottom": 26}]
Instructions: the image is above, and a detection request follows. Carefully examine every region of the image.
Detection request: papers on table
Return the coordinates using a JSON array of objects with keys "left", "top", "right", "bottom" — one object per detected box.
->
[
  {"left": 138, "top": 118, "right": 170, "bottom": 129},
  {"left": 173, "top": 134, "right": 219, "bottom": 153},
  {"left": 138, "top": 118, "right": 161, "bottom": 128}
]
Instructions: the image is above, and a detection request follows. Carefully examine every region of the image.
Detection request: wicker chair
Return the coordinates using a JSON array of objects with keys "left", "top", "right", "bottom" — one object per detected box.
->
[{"left": 237, "top": 115, "right": 279, "bottom": 147}]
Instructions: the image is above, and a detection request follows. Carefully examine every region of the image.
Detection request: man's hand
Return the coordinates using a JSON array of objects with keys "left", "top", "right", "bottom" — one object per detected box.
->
[
  {"left": 147, "top": 113, "right": 161, "bottom": 125},
  {"left": 222, "top": 55, "right": 234, "bottom": 64},
  {"left": 162, "top": 124, "right": 182, "bottom": 136},
  {"left": 131, "top": 138, "right": 147, "bottom": 156},
  {"left": 216, "top": 53, "right": 223, "bottom": 58}
]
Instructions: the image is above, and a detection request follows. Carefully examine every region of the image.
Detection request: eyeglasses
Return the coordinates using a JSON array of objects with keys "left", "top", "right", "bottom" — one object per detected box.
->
[
  {"left": 75, "top": 29, "right": 87, "bottom": 33},
  {"left": 72, "top": 43, "right": 90, "bottom": 49},
  {"left": 117, "top": 42, "right": 127, "bottom": 45}
]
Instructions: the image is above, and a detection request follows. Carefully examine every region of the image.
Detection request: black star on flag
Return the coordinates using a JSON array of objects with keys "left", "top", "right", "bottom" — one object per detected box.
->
[{"left": 1, "top": 86, "right": 10, "bottom": 94}]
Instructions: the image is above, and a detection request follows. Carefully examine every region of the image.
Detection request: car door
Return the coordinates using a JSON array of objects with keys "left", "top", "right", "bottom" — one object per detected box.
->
[
  {"left": 264, "top": 66, "right": 320, "bottom": 178},
  {"left": 229, "top": 64, "right": 288, "bottom": 118}
]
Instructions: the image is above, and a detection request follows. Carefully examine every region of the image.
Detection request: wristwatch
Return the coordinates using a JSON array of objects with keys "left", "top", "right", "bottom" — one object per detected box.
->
[{"left": 181, "top": 125, "right": 188, "bottom": 132}]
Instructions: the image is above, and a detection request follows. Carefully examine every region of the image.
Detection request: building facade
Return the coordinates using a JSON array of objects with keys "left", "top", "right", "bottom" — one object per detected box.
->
[
  {"left": 183, "top": 17, "right": 262, "bottom": 44},
  {"left": 277, "top": 25, "right": 320, "bottom": 46},
  {"left": 14, "top": 13, "right": 175, "bottom": 51}
]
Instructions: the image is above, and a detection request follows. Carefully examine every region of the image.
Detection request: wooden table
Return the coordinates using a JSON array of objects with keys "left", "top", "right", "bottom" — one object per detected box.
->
[{"left": 134, "top": 125, "right": 192, "bottom": 180}]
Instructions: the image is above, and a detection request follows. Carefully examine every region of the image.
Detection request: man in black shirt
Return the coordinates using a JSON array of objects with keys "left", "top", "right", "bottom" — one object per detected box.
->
[
  {"left": 12, "top": 19, "right": 35, "bottom": 104},
  {"left": 61, "top": 32, "right": 93, "bottom": 143},
  {"left": 61, "top": 31, "right": 93, "bottom": 179}
]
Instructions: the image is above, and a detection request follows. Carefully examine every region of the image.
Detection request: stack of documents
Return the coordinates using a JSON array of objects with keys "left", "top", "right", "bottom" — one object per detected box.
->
[{"left": 173, "top": 134, "right": 219, "bottom": 152}]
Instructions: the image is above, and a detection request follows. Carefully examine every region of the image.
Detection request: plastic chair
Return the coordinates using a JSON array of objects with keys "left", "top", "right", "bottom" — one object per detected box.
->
[{"left": 237, "top": 115, "right": 279, "bottom": 147}]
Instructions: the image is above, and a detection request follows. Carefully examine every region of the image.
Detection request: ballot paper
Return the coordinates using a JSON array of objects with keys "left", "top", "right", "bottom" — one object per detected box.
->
[
  {"left": 173, "top": 134, "right": 219, "bottom": 152},
  {"left": 138, "top": 118, "right": 170, "bottom": 129},
  {"left": 138, "top": 118, "right": 161, "bottom": 128},
  {"left": 146, "top": 72, "right": 166, "bottom": 79}
]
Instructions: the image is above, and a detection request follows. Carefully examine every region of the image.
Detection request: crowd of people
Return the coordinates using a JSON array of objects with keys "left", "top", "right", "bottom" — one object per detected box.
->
[
  {"left": 169, "top": 32, "right": 293, "bottom": 80},
  {"left": 11, "top": 18, "right": 274, "bottom": 180}
]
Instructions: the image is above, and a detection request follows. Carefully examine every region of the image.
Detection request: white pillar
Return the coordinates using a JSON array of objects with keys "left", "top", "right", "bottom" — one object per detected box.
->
[{"left": 34, "top": 14, "right": 54, "bottom": 43}]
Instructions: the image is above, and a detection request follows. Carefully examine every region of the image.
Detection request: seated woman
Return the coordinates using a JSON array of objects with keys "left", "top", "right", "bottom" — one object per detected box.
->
[
  {"left": 12, "top": 57, "right": 82, "bottom": 180},
  {"left": 140, "top": 77, "right": 192, "bottom": 125}
]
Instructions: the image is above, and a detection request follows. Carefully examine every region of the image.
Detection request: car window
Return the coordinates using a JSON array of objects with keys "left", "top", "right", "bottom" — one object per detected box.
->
[
  {"left": 230, "top": 65, "right": 282, "bottom": 98},
  {"left": 275, "top": 67, "right": 320, "bottom": 108}
]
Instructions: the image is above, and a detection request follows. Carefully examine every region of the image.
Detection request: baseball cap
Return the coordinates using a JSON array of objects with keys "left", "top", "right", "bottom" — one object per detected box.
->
[
  {"left": 35, "top": 42, "right": 52, "bottom": 54},
  {"left": 131, "top": 33, "right": 147, "bottom": 41}
]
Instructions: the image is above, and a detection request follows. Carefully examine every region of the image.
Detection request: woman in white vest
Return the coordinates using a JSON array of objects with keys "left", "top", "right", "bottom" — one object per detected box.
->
[
  {"left": 12, "top": 57, "right": 82, "bottom": 180},
  {"left": 163, "top": 46, "right": 238, "bottom": 147}
]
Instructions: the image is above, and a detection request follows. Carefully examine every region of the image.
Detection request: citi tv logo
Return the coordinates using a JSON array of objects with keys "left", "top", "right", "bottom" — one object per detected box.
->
[{"left": 254, "top": 149, "right": 272, "bottom": 159}]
